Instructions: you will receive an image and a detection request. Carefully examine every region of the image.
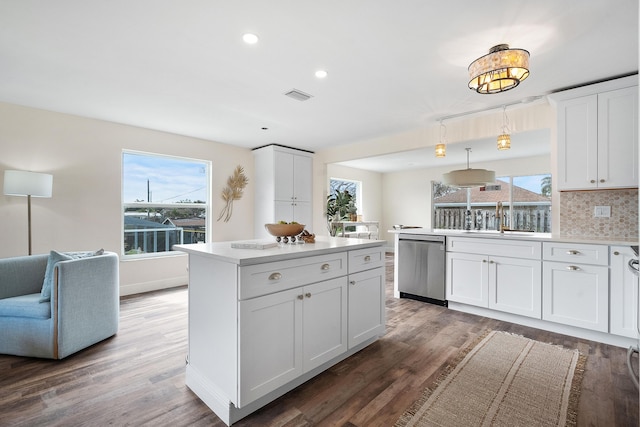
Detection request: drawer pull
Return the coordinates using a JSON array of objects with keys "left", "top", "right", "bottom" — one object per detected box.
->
[
  {"left": 590, "top": 179, "right": 596, "bottom": 183},
  {"left": 566, "top": 250, "right": 580, "bottom": 255},
  {"left": 305, "top": 292, "right": 312, "bottom": 298},
  {"left": 321, "top": 263, "right": 330, "bottom": 271},
  {"left": 489, "top": 260, "right": 495, "bottom": 264},
  {"left": 364, "top": 255, "right": 371, "bottom": 262},
  {"left": 297, "top": 294, "right": 304, "bottom": 300},
  {"left": 268, "top": 272, "right": 282, "bottom": 281},
  {"left": 566, "top": 265, "right": 581, "bottom": 271},
  {"left": 350, "top": 280, "right": 356, "bottom": 286},
  {"left": 614, "top": 251, "right": 620, "bottom": 256},
  {"left": 482, "top": 259, "right": 488, "bottom": 263}
]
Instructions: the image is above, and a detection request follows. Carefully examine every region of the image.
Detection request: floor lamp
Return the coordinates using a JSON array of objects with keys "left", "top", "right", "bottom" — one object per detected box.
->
[{"left": 3, "top": 170, "right": 53, "bottom": 255}]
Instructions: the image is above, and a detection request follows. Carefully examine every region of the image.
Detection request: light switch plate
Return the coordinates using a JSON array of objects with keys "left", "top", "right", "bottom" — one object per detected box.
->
[{"left": 594, "top": 206, "right": 611, "bottom": 217}]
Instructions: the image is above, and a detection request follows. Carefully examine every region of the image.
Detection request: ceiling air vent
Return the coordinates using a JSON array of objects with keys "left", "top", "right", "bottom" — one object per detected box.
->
[{"left": 284, "top": 89, "right": 313, "bottom": 101}]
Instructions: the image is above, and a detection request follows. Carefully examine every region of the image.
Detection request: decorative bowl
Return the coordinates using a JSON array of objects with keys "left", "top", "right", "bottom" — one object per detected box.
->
[{"left": 265, "top": 223, "right": 305, "bottom": 243}]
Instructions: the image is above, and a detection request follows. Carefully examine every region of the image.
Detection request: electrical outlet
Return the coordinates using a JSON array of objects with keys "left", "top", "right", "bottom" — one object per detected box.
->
[{"left": 594, "top": 206, "right": 611, "bottom": 218}]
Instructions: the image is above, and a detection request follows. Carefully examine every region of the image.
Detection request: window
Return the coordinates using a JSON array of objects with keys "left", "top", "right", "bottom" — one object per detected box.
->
[
  {"left": 433, "top": 174, "right": 551, "bottom": 232},
  {"left": 329, "top": 178, "right": 362, "bottom": 233},
  {"left": 122, "top": 151, "right": 210, "bottom": 257}
]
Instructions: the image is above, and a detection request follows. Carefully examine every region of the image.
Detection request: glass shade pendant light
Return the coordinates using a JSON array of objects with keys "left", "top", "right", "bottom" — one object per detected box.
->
[
  {"left": 497, "top": 105, "right": 511, "bottom": 150},
  {"left": 435, "top": 120, "right": 446, "bottom": 158},
  {"left": 468, "top": 44, "right": 530, "bottom": 94}
]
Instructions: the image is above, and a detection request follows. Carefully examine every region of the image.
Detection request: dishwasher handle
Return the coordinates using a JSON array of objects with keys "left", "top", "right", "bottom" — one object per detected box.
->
[{"left": 398, "top": 234, "right": 445, "bottom": 244}]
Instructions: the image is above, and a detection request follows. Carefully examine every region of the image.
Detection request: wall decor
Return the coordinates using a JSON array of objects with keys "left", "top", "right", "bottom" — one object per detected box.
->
[{"left": 217, "top": 165, "right": 248, "bottom": 222}]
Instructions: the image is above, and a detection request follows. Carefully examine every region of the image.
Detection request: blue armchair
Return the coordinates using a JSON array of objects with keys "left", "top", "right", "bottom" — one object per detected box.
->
[{"left": 0, "top": 250, "right": 119, "bottom": 359}]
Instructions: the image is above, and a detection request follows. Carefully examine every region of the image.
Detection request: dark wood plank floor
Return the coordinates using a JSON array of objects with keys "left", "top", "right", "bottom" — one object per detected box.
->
[{"left": 1, "top": 254, "right": 638, "bottom": 426}]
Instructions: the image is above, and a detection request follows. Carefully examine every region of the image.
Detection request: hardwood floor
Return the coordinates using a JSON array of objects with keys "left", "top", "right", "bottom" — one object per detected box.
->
[{"left": 1, "top": 254, "right": 638, "bottom": 426}]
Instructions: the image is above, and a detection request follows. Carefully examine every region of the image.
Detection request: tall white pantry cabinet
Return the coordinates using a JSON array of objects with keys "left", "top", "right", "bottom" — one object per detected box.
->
[{"left": 253, "top": 145, "right": 313, "bottom": 239}]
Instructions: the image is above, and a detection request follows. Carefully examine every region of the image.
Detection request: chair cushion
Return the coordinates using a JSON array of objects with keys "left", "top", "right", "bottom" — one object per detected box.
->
[
  {"left": 39, "top": 249, "right": 105, "bottom": 303},
  {"left": 0, "top": 293, "right": 51, "bottom": 319}
]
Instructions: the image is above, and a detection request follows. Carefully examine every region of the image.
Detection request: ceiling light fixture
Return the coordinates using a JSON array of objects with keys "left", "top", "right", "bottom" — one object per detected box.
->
[
  {"left": 468, "top": 44, "right": 530, "bottom": 94},
  {"left": 242, "top": 33, "right": 259, "bottom": 44},
  {"left": 442, "top": 148, "right": 496, "bottom": 188},
  {"left": 315, "top": 70, "right": 328, "bottom": 79},
  {"left": 497, "top": 105, "right": 511, "bottom": 150},
  {"left": 435, "top": 120, "right": 446, "bottom": 158}
]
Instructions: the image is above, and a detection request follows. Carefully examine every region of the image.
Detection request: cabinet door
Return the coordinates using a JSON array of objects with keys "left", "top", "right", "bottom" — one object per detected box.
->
[
  {"left": 292, "top": 200, "right": 312, "bottom": 227},
  {"left": 597, "top": 86, "right": 639, "bottom": 189},
  {"left": 275, "top": 200, "right": 294, "bottom": 223},
  {"left": 274, "top": 150, "right": 294, "bottom": 201},
  {"left": 238, "top": 287, "right": 303, "bottom": 407},
  {"left": 303, "top": 277, "right": 348, "bottom": 371},
  {"left": 293, "top": 154, "right": 312, "bottom": 202},
  {"left": 446, "top": 252, "right": 488, "bottom": 307},
  {"left": 556, "top": 95, "right": 599, "bottom": 190},
  {"left": 542, "top": 261, "right": 609, "bottom": 332},
  {"left": 489, "top": 256, "right": 541, "bottom": 319},
  {"left": 348, "top": 267, "right": 385, "bottom": 348},
  {"left": 610, "top": 246, "right": 639, "bottom": 338}
]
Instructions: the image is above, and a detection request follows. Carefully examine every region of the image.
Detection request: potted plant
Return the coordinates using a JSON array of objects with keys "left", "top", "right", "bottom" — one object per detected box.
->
[{"left": 326, "top": 190, "right": 357, "bottom": 235}]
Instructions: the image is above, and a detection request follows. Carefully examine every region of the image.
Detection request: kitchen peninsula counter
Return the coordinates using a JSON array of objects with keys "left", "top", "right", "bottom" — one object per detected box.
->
[{"left": 174, "top": 236, "right": 386, "bottom": 425}]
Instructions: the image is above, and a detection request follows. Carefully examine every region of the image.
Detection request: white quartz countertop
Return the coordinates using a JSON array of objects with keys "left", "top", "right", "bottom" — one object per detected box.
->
[
  {"left": 390, "top": 228, "right": 638, "bottom": 247},
  {"left": 174, "top": 236, "right": 386, "bottom": 266}
]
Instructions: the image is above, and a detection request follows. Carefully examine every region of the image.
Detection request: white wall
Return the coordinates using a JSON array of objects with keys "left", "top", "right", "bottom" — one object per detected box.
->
[{"left": 0, "top": 102, "right": 254, "bottom": 295}]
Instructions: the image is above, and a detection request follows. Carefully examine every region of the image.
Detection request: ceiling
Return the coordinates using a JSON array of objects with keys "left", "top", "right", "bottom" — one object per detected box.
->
[{"left": 0, "top": 1, "right": 637, "bottom": 163}]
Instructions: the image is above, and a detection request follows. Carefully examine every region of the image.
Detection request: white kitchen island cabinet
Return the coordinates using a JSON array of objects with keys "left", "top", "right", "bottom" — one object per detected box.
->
[{"left": 175, "top": 237, "right": 385, "bottom": 426}]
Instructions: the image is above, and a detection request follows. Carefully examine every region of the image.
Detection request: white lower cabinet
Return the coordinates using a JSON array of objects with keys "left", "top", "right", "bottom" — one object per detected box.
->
[
  {"left": 490, "top": 256, "right": 542, "bottom": 318},
  {"left": 446, "top": 242, "right": 541, "bottom": 319},
  {"left": 542, "top": 261, "right": 609, "bottom": 332},
  {"left": 610, "top": 246, "right": 638, "bottom": 338},
  {"left": 348, "top": 267, "right": 385, "bottom": 348},
  {"left": 239, "top": 277, "right": 347, "bottom": 406},
  {"left": 446, "top": 252, "right": 488, "bottom": 307}
]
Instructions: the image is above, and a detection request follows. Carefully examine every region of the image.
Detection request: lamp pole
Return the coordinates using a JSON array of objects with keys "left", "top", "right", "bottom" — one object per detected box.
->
[{"left": 27, "top": 194, "right": 33, "bottom": 255}]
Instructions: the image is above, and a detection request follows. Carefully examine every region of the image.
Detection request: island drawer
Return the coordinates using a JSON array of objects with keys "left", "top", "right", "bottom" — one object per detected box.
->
[
  {"left": 447, "top": 237, "right": 541, "bottom": 260},
  {"left": 239, "top": 252, "right": 348, "bottom": 299},
  {"left": 542, "top": 242, "right": 609, "bottom": 265},
  {"left": 348, "top": 247, "right": 385, "bottom": 274}
]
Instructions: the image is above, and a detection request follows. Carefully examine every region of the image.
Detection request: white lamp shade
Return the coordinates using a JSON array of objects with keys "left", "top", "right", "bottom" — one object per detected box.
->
[
  {"left": 442, "top": 168, "right": 496, "bottom": 188},
  {"left": 3, "top": 170, "right": 53, "bottom": 198}
]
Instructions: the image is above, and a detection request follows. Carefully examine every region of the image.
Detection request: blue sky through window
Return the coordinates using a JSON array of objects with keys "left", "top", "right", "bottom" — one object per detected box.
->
[{"left": 123, "top": 152, "right": 208, "bottom": 203}]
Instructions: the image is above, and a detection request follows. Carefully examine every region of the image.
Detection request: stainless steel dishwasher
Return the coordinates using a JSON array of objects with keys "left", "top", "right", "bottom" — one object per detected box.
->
[{"left": 397, "top": 234, "right": 447, "bottom": 306}]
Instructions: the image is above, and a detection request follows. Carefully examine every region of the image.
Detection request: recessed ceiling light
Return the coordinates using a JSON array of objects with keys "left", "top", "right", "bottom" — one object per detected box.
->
[
  {"left": 315, "top": 70, "right": 328, "bottom": 79},
  {"left": 242, "top": 33, "right": 259, "bottom": 44}
]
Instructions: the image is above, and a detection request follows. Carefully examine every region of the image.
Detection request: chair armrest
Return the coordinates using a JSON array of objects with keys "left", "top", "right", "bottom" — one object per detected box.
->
[
  {"left": 0, "top": 254, "right": 48, "bottom": 299},
  {"left": 52, "top": 252, "right": 119, "bottom": 358}
]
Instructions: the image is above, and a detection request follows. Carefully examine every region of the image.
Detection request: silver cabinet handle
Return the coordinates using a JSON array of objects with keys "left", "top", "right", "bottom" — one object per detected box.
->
[
  {"left": 566, "top": 265, "right": 580, "bottom": 271},
  {"left": 297, "top": 295, "right": 304, "bottom": 300},
  {"left": 321, "top": 263, "right": 330, "bottom": 271},
  {"left": 268, "top": 272, "right": 282, "bottom": 280},
  {"left": 305, "top": 292, "right": 311, "bottom": 298},
  {"left": 364, "top": 255, "right": 371, "bottom": 262},
  {"left": 566, "top": 250, "right": 580, "bottom": 255},
  {"left": 350, "top": 280, "right": 356, "bottom": 286}
]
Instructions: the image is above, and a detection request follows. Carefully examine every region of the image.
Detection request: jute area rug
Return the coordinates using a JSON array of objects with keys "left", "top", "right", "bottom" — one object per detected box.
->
[{"left": 395, "top": 331, "right": 586, "bottom": 427}]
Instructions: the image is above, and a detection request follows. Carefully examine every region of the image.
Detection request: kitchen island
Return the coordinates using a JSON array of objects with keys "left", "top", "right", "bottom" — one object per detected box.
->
[
  {"left": 175, "top": 236, "right": 386, "bottom": 426},
  {"left": 392, "top": 229, "right": 638, "bottom": 348}
]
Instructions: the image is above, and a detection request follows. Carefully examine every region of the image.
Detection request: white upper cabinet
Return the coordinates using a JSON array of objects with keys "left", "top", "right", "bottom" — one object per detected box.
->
[{"left": 550, "top": 76, "right": 638, "bottom": 191}]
